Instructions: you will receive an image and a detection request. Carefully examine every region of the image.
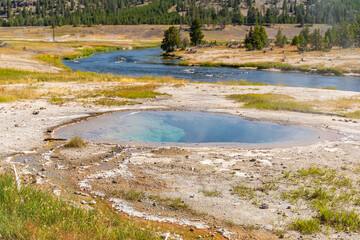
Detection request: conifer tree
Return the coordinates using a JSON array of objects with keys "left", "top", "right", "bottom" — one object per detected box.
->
[
  {"left": 161, "top": 26, "right": 181, "bottom": 52},
  {"left": 190, "top": 18, "right": 204, "bottom": 45}
]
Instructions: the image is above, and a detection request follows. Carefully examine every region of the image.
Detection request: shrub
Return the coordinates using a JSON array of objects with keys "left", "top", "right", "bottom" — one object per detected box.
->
[{"left": 65, "top": 136, "right": 86, "bottom": 148}]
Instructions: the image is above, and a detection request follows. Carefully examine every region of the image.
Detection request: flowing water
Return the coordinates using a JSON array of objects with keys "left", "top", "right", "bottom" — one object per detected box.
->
[{"left": 63, "top": 47, "right": 360, "bottom": 91}]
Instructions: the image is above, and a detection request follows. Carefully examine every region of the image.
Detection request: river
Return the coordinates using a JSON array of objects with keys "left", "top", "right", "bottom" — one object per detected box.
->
[{"left": 63, "top": 47, "right": 360, "bottom": 92}]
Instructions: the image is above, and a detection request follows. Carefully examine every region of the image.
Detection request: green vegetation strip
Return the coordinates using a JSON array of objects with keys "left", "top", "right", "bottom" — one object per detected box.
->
[
  {"left": 0, "top": 68, "right": 184, "bottom": 84},
  {"left": 227, "top": 93, "right": 313, "bottom": 112},
  {"left": 62, "top": 46, "right": 123, "bottom": 60},
  {"left": 0, "top": 174, "right": 158, "bottom": 240}
]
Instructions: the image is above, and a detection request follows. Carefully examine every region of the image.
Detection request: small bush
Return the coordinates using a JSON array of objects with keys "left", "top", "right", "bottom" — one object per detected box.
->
[{"left": 65, "top": 136, "right": 86, "bottom": 148}]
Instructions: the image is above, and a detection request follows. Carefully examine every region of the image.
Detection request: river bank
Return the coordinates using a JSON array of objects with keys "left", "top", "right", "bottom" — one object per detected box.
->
[{"left": 176, "top": 45, "right": 360, "bottom": 77}]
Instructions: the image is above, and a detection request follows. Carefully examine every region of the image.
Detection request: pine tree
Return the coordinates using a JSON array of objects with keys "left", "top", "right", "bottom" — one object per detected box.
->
[
  {"left": 161, "top": 26, "right": 181, "bottom": 52},
  {"left": 190, "top": 18, "right": 204, "bottom": 45},
  {"left": 309, "top": 28, "right": 323, "bottom": 50},
  {"left": 245, "top": 25, "right": 268, "bottom": 50},
  {"left": 275, "top": 28, "right": 285, "bottom": 47},
  {"left": 291, "top": 36, "right": 300, "bottom": 46}
]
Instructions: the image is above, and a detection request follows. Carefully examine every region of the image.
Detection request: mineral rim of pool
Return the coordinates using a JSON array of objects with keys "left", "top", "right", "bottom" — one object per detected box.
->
[{"left": 54, "top": 111, "right": 331, "bottom": 147}]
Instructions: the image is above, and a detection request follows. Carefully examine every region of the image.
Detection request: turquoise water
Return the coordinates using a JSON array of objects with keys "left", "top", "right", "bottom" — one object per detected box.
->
[{"left": 55, "top": 111, "right": 321, "bottom": 145}]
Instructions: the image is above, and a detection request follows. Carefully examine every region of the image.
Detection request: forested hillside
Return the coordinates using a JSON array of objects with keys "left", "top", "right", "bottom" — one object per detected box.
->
[{"left": 0, "top": 0, "right": 359, "bottom": 27}]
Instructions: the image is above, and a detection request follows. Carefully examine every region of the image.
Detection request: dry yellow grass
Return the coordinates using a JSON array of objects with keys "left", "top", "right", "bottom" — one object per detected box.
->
[
  {"left": 0, "top": 86, "right": 38, "bottom": 102},
  {"left": 308, "top": 97, "right": 360, "bottom": 112}
]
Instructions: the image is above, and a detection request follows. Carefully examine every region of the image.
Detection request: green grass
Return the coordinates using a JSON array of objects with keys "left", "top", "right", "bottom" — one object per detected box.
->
[
  {"left": 0, "top": 68, "right": 186, "bottom": 85},
  {"left": 37, "top": 54, "right": 70, "bottom": 70},
  {"left": 92, "top": 99, "right": 138, "bottom": 106},
  {"left": 149, "top": 195, "right": 189, "bottom": 211},
  {"left": 178, "top": 61, "right": 190, "bottom": 66},
  {"left": 200, "top": 189, "right": 222, "bottom": 197},
  {"left": 232, "top": 185, "right": 254, "bottom": 199},
  {"left": 62, "top": 46, "right": 123, "bottom": 60},
  {"left": 92, "top": 84, "right": 166, "bottom": 99},
  {"left": 227, "top": 93, "right": 313, "bottom": 112},
  {"left": 64, "top": 136, "right": 86, "bottom": 148},
  {"left": 298, "top": 167, "right": 326, "bottom": 177},
  {"left": 0, "top": 173, "right": 158, "bottom": 240},
  {"left": 280, "top": 167, "right": 360, "bottom": 234},
  {"left": 110, "top": 189, "right": 146, "bottom": 201},
  {"left": 217, "top": 79, "right": 267, "bottom": 86},
  {"left": 290, "top": 218, "right": 321, "bottom": 234}
]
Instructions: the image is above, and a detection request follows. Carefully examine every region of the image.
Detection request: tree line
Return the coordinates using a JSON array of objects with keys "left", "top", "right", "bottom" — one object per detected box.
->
[
  {"left": 161, "top": 17, "right": 360, "bottom": 52},
  {"left": 0, "top": 0, "right": 359, "bottom": 27}
]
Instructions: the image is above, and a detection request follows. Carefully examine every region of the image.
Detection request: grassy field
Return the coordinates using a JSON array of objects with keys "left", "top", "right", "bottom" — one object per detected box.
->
[{"left": 0, "top": 173, "right": 159, "bottom": 240}]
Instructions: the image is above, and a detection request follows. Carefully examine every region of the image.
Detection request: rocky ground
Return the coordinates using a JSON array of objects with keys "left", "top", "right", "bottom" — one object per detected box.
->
[{"left": 1, "top": 81, "right": 360, "bottom": 239}]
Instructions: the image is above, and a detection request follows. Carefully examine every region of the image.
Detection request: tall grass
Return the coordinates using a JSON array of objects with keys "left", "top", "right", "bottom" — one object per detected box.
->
[
  {"left": 344, "top": 110, "right": 360, "bottom": 119},
  {"left": 0, "top": 173, "right": 158, "bottom": 240},
  {"left": 0, "top": 86, "right": 38, "bottom": 102}
]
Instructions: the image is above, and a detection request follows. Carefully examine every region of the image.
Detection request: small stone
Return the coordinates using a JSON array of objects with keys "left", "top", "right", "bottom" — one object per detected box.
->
[
  {"left": 89, "top": 200, "right": 96, "bottom": 205},
  {"left": 152, "top": 202, "right": 157, "bottom": 207},
  {"left": 41, "top": 168, "right": 46, "bottom": 172},
  {"left": 32, "top": 110, "right": 39, "bottom": 115},
  {"left": 259, "top": 203, "right": 269, "bottom": 209},
  {"left": 189, "top": 228, "right": 194, "bottom": 232},
  {"left": 250, "top": 159, "right": 256, "bottom": 162},
  {"left": 81, "top": 200, "right": 87, "bottom": 205}
]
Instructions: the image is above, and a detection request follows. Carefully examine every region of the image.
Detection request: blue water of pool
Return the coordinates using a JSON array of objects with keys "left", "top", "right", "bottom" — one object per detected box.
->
[{"left": 55, "top": 111, "right": 322, "bottom": 145}]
